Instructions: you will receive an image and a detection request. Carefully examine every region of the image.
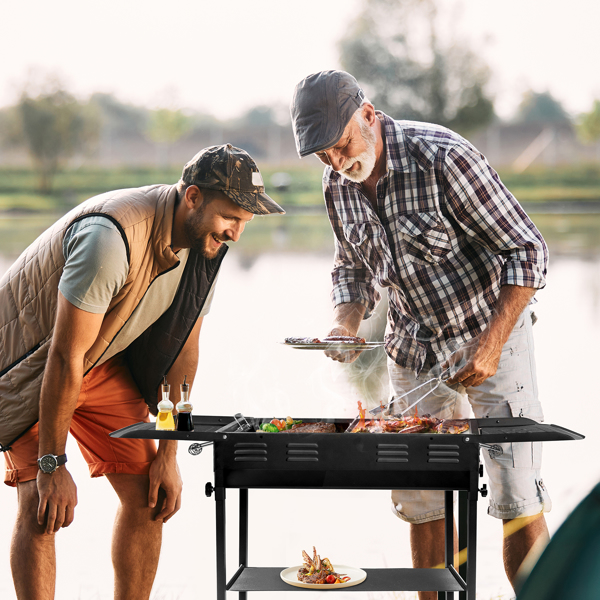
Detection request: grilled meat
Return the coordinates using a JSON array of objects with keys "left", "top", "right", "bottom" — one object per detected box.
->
[
  {"left": 285, "top": 336, "right": 321, "bottom": 344},
  {"left": 286, "top": 422, "right": 336, "bottom": 433},
  {"left": 284, "top": 335, "right": 366, "bottom": 344}
]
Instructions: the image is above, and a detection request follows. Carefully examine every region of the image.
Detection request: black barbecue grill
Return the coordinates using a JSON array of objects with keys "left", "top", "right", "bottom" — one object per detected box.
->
[{"left": 111, "top": 416, "right": 583, "bottom": 599}]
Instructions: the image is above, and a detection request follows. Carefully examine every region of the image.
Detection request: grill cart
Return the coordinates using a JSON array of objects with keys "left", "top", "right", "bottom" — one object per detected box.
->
[{"left": 111, "top": 416, "right": 583, "bottom": 599}]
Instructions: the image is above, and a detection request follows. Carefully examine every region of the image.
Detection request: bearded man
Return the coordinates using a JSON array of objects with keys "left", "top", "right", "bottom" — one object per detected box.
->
[
  {"left": 0, "top": 144, "right": 284, "bottom": 600},
  {"left": 290, "top": 70, "right": 550, "bottom": 599}
]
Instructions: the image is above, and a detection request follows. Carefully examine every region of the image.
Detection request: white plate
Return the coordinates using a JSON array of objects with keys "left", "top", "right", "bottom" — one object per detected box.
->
[
  {"left": 282, "top": 341, "right": 384, "bottom": 351},
  {"left": 280, "top": 565, "right": 367, "bottom": 589}
]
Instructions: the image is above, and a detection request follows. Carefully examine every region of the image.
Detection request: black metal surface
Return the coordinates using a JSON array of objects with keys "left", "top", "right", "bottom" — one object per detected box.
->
[
  {"left": 108, "top": 415, "right": 583, "bottom": 599},
  {"left": 110, "top": 415, "right": 584, "bottom": 444},
  {"left": 228, "top": 567, "right": 464, "bottom": 592}
]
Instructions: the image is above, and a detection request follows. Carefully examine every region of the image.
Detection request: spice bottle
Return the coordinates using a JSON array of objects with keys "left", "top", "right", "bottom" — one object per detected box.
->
[
  {"left": 176, "top": 376, "right": 194, "bottom": 431},
  {"left": 156, "top": 377, "right": 175, "bottom": 431}
]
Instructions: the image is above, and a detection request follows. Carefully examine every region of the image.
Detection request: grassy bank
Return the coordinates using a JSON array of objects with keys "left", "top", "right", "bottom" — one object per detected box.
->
[{"left": 1, "top": 164, "right": 600, "bottom": 213}]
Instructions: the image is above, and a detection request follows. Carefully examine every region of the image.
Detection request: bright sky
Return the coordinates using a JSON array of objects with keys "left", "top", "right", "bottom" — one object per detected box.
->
[{"left": 1, "top": 0, "right": 599, "bottom": 121}]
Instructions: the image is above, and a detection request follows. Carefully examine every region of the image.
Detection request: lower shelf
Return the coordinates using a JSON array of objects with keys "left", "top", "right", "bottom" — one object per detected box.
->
[{"left": 228, "top": 567, "right": 465, "bottom": 593}]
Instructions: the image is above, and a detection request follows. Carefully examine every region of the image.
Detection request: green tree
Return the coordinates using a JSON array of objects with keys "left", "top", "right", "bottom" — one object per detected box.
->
[
  {"left": 577, "top": 100, "right": 600, "bottom": 144},
  {"left": 90, "top": 92, "right": 148, "bottom": 136},
  {"left": 338, "top": 0, "right": 495, "bottom": 134},
  {"left": 516, "top": 91, "right": 571, "bottom": 124},
  {"left": 146, "top": 108, "right": 191, "bottom": 167},
  {"left": 16, "top": 80, "right": 98, "bottom": 194}
]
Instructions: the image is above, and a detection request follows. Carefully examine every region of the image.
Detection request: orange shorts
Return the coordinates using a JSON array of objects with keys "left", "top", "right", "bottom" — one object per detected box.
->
[{"left": 3, "top": 354, "right": 157, "bottom": 487}]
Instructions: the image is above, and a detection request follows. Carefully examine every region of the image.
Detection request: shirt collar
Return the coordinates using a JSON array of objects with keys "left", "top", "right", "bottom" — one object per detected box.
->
[
  {"left": 379, "top": 111, "right": 437, "bottom": 173},
  {"left": 325, "top": 111, "right": 436, "bottom": 185}
]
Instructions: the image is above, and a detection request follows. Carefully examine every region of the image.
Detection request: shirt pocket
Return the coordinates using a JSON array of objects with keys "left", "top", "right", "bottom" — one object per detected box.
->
[
  {"left": 342, "top": 223, "right": 382, "bottom": 279},
  {"left": 396, "top": 212, "right": 451, "bottom": 266}
]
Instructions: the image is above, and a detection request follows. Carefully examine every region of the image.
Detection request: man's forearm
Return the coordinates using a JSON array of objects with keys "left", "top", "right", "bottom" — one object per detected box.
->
[
  {"left": 446, "top": 284, "right": 537, "bottom": 387},
  {"left": 331, "top": 301, "right": 367, "bottom": 336},
  {"left": 38, "top": 349, "right": 84, "bottom": 456},
  {"left": 484, "top": 284, "right": 536, "bottom": 350}
]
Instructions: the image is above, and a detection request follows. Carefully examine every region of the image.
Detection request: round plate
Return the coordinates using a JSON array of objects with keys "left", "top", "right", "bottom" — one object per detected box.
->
[
  {"left": 282, "top": 342, "right": 384, "bottom": 351},
  {"left": 280, "top": 565, "right": 367, "bottom": 589}
]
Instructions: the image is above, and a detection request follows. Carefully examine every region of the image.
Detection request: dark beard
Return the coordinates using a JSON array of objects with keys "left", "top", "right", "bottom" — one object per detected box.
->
[{"left": 183, "top": 205, "right": 220, "bottom": 258}]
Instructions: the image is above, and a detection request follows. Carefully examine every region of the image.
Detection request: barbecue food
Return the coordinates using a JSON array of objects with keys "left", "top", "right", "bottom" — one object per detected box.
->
[
  {"left": 259, "top": 417, "right": 303, "bottom": 432},
  {"left": 437, "top": 419, "right": 470, "bottom": 434},
  {"left": 297, "top": 546, "right": 350, "bottom": 585},
  {"left": 284, "top": 335, "right": 366, "bottom": 344},
  {"left": 349, "top": 401, "right": 469, "bottom": 434},
  {"left": 284, "top": 336, "right": 321, "bottom": 344},
  {"left": 285, "top": 422, "right": 336, "bottom": 433}
]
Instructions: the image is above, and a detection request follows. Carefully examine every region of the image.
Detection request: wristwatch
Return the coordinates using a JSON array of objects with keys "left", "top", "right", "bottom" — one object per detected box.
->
[{"left": 37, "top": 453, "right": 68, "bottom": 474}]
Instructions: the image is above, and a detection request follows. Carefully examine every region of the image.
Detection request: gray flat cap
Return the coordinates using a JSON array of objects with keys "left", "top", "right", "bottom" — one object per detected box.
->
[{"left": 290, "top": 70, "right": 365, "bottom": 158}]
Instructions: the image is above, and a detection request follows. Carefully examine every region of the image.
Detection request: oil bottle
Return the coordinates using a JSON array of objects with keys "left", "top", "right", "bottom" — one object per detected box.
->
[
  {"left": 176, "top": 376, "right": 194, "bottom": 431},
  {"left": 156, "top": 376, "right": 175, "bottom": 431}
]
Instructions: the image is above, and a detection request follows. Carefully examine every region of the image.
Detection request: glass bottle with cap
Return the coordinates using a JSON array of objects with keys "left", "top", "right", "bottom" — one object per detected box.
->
[
  {"left": 156, "top": 376, "right": 175, "bottom": 431},
  {"left": 176, "top": 375, "right": 194, "bottom": 431}
]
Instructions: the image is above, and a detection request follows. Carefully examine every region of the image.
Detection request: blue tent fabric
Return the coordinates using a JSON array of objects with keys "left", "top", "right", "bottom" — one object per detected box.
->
[{"left": 517, "top": 482, "right": 600, "bottom": 600}]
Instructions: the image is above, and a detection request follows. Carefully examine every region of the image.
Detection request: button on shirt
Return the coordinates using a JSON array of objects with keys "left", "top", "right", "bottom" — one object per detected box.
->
[{"left": 324, "top": 112, "right": 548, "bottom": 374}]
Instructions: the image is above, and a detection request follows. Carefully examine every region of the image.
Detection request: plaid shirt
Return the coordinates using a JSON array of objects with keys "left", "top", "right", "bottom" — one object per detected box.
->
[{"left": 324, "top": 112, "right": 548, "bottom": 374}]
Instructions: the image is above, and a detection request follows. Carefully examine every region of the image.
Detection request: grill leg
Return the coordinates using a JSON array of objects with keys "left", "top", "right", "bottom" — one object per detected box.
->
[
  {"left": 215, "top": 487, "right": 227, "bottom": 600},
  {"left": 459, "top": 491, "right": 467, "bottom": 600},
  {"left": 239, "top": 488, "right": 249, "bottom": 600},
  {"left": 466, "top": 491, "right": 477, "bottom": 600},
  {"left": 441, "top": 490, "right": 454, "bottom": 600}
]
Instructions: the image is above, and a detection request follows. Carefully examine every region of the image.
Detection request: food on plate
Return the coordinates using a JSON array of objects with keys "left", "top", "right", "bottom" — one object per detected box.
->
[
  {"left": 284, "top": 335, "right": 366, "bottom": 345},
  {"left": 284, "top": 336, "right": 321, "bottom": 344},
  {"left": 349, "top": 401, "right": 469, "bottom": 434},
  {"left": 297, "top": 546, "right": 350, "bottom": 585}
]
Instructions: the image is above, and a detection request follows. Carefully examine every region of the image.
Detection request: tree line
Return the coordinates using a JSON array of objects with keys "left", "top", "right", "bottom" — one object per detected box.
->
[{"left": 1, "top": 0, "right": 599, "bottom": 193}]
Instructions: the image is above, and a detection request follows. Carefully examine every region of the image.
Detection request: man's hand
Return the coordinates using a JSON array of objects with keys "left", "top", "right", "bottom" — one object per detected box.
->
[
  {"left": 148, "top": 446, "right": 182, "bottom": 523},
  {"left": 37, "top": 467, "right": 78, "bottom": 534},
  {"left": 443, "top": 330, "right": 503, "bottom": 388},
  {"left": 324, "top": 302, "right": 367, "bottom": 363},
  {"left": 324, "top": 325, "right": 364, "bottom": 363},
  {"left": 444, "top": 285, "right": 536, "bottom": 388}
]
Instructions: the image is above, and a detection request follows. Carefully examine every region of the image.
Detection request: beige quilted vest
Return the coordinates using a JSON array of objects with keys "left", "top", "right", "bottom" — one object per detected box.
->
[{"left": 0, "top": 184, "right": 180, "bottom": 448}]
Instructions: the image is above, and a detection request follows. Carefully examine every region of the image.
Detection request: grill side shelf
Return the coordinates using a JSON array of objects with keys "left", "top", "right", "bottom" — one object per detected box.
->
[
  {"left": 109, "top": 417, "right": 237, "bottom": 441},
  {"left": 469, "top": 420, "right": 584, "bottom": 443}
]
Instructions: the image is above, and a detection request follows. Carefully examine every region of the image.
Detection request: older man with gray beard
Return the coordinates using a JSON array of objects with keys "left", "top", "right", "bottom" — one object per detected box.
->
[{"left": 291, "top": 70, "right": 550, "bottom": 600}]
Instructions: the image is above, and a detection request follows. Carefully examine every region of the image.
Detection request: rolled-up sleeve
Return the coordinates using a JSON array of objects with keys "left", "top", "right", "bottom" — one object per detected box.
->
[
  {"left": 325, "top": 184, "right": 380, "bottom": 316},
  {"left": 443, "top": 144, "right": 548, "bottom": 289}
]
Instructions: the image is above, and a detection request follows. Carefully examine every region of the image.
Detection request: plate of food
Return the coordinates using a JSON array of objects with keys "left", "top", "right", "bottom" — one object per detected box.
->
[
  {"left": 283, "top": 336, "right": 384, "bottom": 351},
  {"left": 280, "top": 547, "right": 367, "bottom": 589}
]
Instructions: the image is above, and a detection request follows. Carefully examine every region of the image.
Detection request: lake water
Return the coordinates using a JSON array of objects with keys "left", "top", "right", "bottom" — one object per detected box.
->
[{"left": 1, "top": 211, "right": 599, "bottom": 600}]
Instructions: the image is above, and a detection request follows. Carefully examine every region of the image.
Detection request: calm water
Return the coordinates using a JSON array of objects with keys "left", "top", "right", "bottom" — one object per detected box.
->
[{"left": 1, "top": 212, "right": 599, "bottom": 600}]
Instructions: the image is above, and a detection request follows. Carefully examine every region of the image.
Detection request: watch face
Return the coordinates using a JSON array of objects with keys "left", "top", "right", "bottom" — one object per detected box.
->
[{"left": 39, "top": 455, "right": 58, "bottom": 473}]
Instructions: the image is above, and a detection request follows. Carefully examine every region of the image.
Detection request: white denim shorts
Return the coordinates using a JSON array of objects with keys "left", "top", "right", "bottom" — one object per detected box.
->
[{"left": 389, "top": 308, "right": 552, "bottom": 523}]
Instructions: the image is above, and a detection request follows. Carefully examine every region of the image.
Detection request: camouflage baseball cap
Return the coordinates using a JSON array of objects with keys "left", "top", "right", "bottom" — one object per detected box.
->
[{"left": 181, "top": 144, "right": 285, "bottom": 215}]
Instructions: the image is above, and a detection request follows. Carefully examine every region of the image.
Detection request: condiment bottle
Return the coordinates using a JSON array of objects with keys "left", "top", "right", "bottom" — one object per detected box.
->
[
  {"left": 176, "top": 376, "right": 194, "bottom": 431},
  {"left": 156, "top": 377, "right": 175, "bottom": 431}
]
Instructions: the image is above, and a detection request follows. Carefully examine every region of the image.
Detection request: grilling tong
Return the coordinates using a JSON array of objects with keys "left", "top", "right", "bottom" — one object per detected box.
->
[
  {"left": 368, "top": 367, "right": 453, "bottom": 417},
  {"left": 368, "top": 348, "right": 467, "bottom": 417}
]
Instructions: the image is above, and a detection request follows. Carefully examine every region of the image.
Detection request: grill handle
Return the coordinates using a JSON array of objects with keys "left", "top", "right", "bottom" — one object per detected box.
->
[
  {"left": 479, "top": 442, "right": 503, "bottom": 459},
  {"left": 188, "top": 442, "right": 213, "bottom": 456}
]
